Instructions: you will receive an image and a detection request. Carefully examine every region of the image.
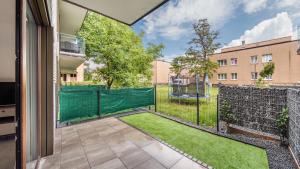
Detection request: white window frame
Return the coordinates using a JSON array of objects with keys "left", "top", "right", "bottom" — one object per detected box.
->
[
  {"left": 250, "top": 56, "right": 258, "bottom": 64},
  {"left": 231, "top": 73, "right": 237, "bottom": 80},
  {"left": 217, "top": 59, "right": 227, "bottom": 66},
  {"left": 231, "top": 58, "right": 237, "bottom": 65},
  {"left": 262, "top": 54, "right": 272, "bottom": 63},
  {"left": 218, "top": 73, "right": 227, "bottom": 80},
  {"left": 264, "top": 75, "right": 272, "bottom": 80},
  {"left": 251, "top": 72, "right": 258, "bottom": 80}
]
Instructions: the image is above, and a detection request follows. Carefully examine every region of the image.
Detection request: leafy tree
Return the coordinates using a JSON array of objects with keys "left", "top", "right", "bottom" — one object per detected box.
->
[
  {"left": 276, "top": 107, "right": 289, "bottom": 145},
  {"left": 259, "top": 62, "right": 275, "bottom": 78},
  {"left": 185, "top": 19, "right": 220, "bottom": 81},
  {"left": 170, "top": 56, "right": 187, "bottom": 77},
  {"left": 256, "top": 62, "right": 275, "bottom": 87},
  {"left": 78, "top": 12, "right": 155, "bottom": 89},
  {"left": 146, "top": 43, "right": 165, "bottom": 59}
]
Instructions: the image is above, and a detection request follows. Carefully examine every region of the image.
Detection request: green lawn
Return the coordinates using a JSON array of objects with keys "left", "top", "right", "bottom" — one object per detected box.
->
[
  {"left": 121, "top": 113, "right": 269, "bottom": 169},
  {"left": 156, "top": 85, "right": 218, "bottom": 127}
]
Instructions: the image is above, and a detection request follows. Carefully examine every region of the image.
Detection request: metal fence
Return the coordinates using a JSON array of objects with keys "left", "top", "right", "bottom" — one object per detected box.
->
[{"left": 155, "top": 85, "right": 218, "bottom": 128}]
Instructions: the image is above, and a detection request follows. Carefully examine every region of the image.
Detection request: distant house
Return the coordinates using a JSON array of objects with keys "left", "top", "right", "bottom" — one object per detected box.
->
[
  {"left": 152, "top": 59, "right": 172, "bottom": 84},
  {"left": 210, "top": 36, "right": 300, "bottom": 86}
]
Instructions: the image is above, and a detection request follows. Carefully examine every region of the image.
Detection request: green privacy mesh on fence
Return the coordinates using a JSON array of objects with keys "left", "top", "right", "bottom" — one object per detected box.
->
[{"left": 59, "top": 86, "right": 154, "bottom": 122}]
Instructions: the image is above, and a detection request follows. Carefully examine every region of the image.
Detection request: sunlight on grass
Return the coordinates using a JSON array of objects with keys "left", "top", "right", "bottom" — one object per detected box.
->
[
  {"left": 121, "top": 113, "right": 269, "bottom": 169},
  {"left": 156, "top": 85, "right": 218, "bottom": 127}
]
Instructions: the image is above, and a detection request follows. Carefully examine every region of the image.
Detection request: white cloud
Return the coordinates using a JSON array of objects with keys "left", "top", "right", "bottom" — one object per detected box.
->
[
  {"left": 160, "top": 26, "right": 188, "bottom": 40},
  {"left": 143, "top": 0, "right": 238, "bottom": 40},
  {"left": 227, "top": 12, "right": 293, "bottom": 47},
  {"left": 242, "top": 0, "right": 268, "bottom": 14},
  {"left": 275, "top": 0, "right": 299, "bottom": 8}
]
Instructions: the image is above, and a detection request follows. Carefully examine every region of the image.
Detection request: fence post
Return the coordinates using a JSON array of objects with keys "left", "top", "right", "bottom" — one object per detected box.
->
[
  {"left": 197, "top": 93, "right": 200, "bottom": 125},
  {"left": 97, "top": 90, "right": 101, "bottom": 118},
  {"left": 217, "top": 94, "right": 219, "bottom": 132},
  {"left": 154, "top": 85, "right": 157, "bottom": 112}
]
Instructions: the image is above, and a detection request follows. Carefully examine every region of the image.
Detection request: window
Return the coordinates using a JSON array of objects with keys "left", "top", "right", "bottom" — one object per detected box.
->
[
  {"left": 231, "top": 73, "right": 237, "bottom": 80},
  {"left": 217, "top": 59, "right": 227, "bottom": 66},
  {"left": 62, "top": 74, "right": 67, "bottom": 81},
  {"left": 250, "top": 56, "right": 258, "bottom": 64},
  {"left": 264, "top": 75, "right": 272, "bottom": 80},
  {"left": 231, "top": 58, "right": 237, "bottom": 65},
  {"left": 218, "top": 73, "right": 227, "bottom": 80},
  {"left": 262, "top": 54, "right": 272, "bottom": 63},
  {"left": 251, "top": 72, "right": 258, "bottom": 80}
]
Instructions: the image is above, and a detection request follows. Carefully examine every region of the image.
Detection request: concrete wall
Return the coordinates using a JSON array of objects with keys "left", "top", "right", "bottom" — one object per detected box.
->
[
  {"left": 219, "top": 86, "right": 287, "bottom": 135},
  {"left": 287, "top": 89, "right": 300, "bottom": 164},
  {"left": 210, "top": 37, "right": 300, "bottom": 85},
  {"left": 0, "top": 0, "right": 15, "bottom": 82}
]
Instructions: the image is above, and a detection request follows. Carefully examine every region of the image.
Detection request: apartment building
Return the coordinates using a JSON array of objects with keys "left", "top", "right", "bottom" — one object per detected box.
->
[
  {"left": 59, "top": 33, "right": 85, "bottom": 83},
  {"left": 210, "top": 37, "right": 300, "bottom": 85},
  {"left": 152, "top": 59, "right": 172, "bottom": 84}
]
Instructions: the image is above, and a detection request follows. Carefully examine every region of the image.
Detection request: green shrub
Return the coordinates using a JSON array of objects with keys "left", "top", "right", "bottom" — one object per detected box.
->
[
  {"left": 221, "top": 100, "right": 237, "bottom": 125},
  {"left": 276, "top": 107, "right": 289, "bottom": 145}
]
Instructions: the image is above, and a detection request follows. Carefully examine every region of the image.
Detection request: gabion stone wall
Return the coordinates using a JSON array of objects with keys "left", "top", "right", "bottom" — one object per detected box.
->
[
  {"left": 287, "top": 89, "right": 300, "bottom": 164},
  {"left": 219, "top": 86, "right": 287, "bottom": 135}
]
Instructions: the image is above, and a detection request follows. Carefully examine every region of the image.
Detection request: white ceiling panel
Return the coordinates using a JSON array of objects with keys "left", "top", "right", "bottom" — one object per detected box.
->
[
  {"left": 59, "top": 1, "right": 87, "bottom": 35},
  {"left": 64, "top": 0, "right": 168, "bottom": 25}
]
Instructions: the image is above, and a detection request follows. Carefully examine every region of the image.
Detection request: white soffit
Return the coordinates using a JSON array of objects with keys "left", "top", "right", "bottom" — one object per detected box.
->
[
  {"left": 63, "top": 0, "right": 168, "bottom": 25},
  {"left": 59, "top": 0, "right": 87, "bottom": 35}
]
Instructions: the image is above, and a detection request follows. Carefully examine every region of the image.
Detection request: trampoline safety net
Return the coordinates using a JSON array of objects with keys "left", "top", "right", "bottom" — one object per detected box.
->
[{"left": 59, "top": 86, "right": 154, "bottom": 122}]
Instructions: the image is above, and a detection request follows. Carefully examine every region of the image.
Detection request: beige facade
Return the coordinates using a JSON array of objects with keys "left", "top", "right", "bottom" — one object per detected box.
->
[
  {"left": 60, "top": 62, "right": 84, "bottom": 82},
  {"left": 210, "top": 37, "right": 300, "bottom": 85},
  {"left": 152, "top": 60, "right": 172, "bottom": 84}
]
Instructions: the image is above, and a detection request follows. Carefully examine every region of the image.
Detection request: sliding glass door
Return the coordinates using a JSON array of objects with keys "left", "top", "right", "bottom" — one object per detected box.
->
[{"left": 26, "top": 4, "right": 39, "bottom": 169}]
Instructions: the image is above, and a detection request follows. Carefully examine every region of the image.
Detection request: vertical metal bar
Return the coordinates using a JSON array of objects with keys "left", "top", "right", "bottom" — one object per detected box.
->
[
  {"left": 197, "top": 93, "right": 200, "bottom": 125},
  {"left": 217, "top": 94, "right": 219, "bottom": 132},
  {"left": 154, "top": 85, "right": 157, "bottom": 112},
  {"left": 97, "top": 90, "right": 101, "bottom": 117}
]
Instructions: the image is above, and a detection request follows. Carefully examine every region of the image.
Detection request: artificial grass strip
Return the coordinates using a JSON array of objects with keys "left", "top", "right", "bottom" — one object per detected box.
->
[{"left": 121, "top": 113, "right": 269, "bottom": 169}]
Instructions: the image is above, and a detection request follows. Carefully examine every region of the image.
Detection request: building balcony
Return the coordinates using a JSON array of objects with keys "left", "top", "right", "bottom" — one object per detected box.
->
[
  {"left": 60, "top": 33, "right": 85, "bottom": 55},
  {"left": 59, "top": 33, "right": 86, "bottom": 74}
]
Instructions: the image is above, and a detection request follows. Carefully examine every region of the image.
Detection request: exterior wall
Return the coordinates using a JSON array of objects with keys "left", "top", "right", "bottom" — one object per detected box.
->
[
  {"left": 210, "top": 37, "right": 300, "bottom": 85},
  {"left": 76, "top": 63, "right": 84, "bottom": 81},
  {"left": 287, "top": 89, "right": 300, "bottom": 165},
  {"left": 219, "top": 86, "right": 287, "bottom": 135},
  {"left": 0, "top": 0, "right": 15, "bottom": 82},
  {"left": 152, "top": 60, "right": 172, "bottom": 84}
]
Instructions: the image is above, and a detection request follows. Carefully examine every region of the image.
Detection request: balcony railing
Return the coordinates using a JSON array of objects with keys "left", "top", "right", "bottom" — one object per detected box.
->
[{"left": 60, "top": 33, "right": 85, "bottom": 55}]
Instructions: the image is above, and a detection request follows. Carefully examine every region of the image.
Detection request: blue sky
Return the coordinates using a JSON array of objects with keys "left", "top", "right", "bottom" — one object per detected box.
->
[{"left": 132, "top": 0, "right": 300, "bottom": 61}]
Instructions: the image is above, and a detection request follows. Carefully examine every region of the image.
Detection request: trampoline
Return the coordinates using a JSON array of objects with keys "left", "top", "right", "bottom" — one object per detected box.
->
[{"left": 168, "top": 74, "right": 210, "bottom": 99}]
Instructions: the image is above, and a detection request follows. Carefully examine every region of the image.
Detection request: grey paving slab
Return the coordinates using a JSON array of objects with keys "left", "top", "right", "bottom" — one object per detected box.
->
[
  {"left": 142, "top": 141, "right": 183, "bottom": 168},
  {"left": 171, "top": 157, "right": 206, "bottom": 169},
  {"left": 39, "top": 117, "right": 207, "bottom": 169}
]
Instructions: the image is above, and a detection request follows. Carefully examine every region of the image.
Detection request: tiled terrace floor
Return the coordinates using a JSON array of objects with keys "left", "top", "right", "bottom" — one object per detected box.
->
[{"left": 39, "top": 117, "right": 206, "bottom": 169}]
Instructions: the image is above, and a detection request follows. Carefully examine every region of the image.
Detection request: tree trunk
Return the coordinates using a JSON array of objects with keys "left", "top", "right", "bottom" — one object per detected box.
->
[{"left": 107, "top": 79, "right": 113, "bottom": 89}]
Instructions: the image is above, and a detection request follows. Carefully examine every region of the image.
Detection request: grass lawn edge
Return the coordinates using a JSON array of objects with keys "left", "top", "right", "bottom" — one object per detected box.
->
[{"left": 119, "top": 112, "right": 269, "bottom": 169}]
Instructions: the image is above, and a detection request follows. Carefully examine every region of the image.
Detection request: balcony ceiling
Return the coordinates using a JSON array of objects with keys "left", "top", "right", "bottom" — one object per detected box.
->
[
  {"left": 59, "top": 52, "right": 86, "bottom": 72},
  {"left": 59, "top": 1, "right": 87, "bottom": 35},
  {"left": 60, "top": 0, "right": 168, "bottom": 34}
]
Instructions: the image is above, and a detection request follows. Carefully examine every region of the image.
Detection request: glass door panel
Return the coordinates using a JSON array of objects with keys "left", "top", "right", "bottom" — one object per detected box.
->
[{"left": 26, "top": 4, "right": 39, "bottom": 169}]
